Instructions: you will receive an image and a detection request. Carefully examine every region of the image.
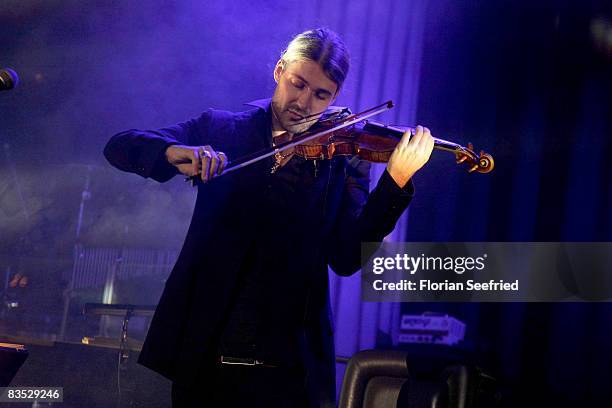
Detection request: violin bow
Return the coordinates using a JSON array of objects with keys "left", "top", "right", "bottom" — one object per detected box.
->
[{"left": 187, "top": 101, "right": 394, "bottom": 185}]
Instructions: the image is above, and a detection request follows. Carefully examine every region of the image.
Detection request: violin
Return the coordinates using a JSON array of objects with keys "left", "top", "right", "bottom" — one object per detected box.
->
[{"left": 188, "top": 101, "right": 494, "bottom": 185}]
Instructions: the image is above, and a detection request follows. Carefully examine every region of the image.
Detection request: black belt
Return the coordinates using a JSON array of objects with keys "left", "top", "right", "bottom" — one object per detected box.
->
[{"left": 217, "top": 355, "right": 279, "bottom": 367}]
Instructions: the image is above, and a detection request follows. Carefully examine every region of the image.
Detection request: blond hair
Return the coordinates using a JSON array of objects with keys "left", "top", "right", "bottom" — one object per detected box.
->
[{"left": 280, "top": 28, "right": 350, "bottom": 90}]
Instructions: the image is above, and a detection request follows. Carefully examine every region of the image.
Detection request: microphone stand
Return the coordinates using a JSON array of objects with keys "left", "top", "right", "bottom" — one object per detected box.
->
[
  {"left": 1, "top": 144, "right": 30, "bottom": 333},
  {"left": 59, "top": 166, "right": 92, "bottom": 340},
  {"left": 3, "top": 144, "right": 29, "bottom": 221}
]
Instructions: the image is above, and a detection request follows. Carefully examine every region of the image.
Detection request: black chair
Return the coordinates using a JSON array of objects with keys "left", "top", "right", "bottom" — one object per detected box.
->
[
  {"left": 339, "top": 350, "right": 412, "bottom": 408},
  {"left": 339, "top": 349, "right": 484, "bottom": 408}
]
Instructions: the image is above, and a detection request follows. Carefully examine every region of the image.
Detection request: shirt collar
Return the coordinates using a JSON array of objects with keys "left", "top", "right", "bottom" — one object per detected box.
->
[{"left": 244, "top": 98, "right": 272, "bottom": 112}]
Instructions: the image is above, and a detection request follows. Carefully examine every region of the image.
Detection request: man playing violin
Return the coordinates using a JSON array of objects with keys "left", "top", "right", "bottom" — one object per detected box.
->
[{"left": 104, "top": 28, "right": 434, "bottom": 408}]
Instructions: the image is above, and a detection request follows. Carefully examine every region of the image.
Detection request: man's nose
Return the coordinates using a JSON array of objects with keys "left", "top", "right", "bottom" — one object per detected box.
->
[{"left": 295, "top": 90, "right": 312, "bottom": 113}]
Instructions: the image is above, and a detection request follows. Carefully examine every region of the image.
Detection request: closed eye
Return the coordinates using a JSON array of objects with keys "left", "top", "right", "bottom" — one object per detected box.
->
[
  {"left": 290, "top": 79, "right": 305, "bottom": 89},
  {"left": 315, "top": 92, "right": 330, "bottom": 101}
]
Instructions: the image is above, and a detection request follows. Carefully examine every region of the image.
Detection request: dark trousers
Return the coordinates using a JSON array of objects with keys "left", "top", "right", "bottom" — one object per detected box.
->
[{"left": 171, "top": 362, "right": 310, "bottom": 408}]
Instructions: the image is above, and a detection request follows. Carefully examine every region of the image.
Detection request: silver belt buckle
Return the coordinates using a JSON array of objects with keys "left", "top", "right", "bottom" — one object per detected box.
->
[{"left": 219, "top": 356, "right": 263, "bottom": 366}]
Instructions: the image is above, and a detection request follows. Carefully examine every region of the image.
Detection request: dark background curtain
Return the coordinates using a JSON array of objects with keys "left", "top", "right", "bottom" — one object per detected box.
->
[{"left": 405, "top": 0, "right": 612, "bottom": 405}]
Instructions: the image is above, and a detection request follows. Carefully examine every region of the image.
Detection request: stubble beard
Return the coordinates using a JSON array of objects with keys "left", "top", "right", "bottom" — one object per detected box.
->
[{"left": 271, "top": 100, "right": 312, "bottom": 135}]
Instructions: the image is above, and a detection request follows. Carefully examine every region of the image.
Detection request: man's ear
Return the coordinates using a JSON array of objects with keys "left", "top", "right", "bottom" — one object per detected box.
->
[{"left": 273, "top": 60, "right": 284, "bottom": 83}]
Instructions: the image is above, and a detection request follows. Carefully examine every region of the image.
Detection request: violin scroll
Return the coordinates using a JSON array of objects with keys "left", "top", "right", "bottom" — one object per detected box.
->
[{"left": 455, "top": 142, "right": 495, "bottom": 174}]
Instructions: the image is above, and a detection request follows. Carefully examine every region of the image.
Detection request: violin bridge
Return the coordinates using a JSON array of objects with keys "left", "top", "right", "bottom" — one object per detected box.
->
[{"left": 325, "top": 142, "right": 336, "bottom": 160}]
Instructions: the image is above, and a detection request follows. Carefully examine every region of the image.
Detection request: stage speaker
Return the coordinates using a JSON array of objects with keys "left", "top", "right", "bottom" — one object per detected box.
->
[
  {"left": 0, "top": 343, "right": 28, "bottom": 387},
  {"left": 5, "top": 340, "right": 170, "bottom": 408}
]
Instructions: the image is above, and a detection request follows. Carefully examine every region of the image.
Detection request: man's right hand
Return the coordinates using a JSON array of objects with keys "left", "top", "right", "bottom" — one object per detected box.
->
[{"left": 165, "top": 145, "right": 228, "bottom": 183}]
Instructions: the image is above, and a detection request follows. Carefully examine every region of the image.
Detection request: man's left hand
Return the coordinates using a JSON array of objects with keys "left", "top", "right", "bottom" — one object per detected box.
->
[{"left": 386, "top": 125, "right": 434, "bottom": 188}]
